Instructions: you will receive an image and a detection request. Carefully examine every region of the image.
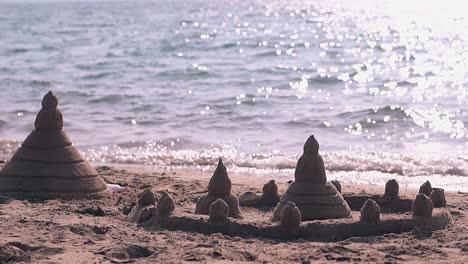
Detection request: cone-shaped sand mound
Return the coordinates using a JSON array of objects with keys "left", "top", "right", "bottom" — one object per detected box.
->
[
  {"left": 0, "top": 91, "right": 107, "bottom": 195},
  {"left": 272, "top": 136, "right": 351, "bottom": 221},
  {"left": 195, "top": 158, "right": 242, "bottom": 218}
]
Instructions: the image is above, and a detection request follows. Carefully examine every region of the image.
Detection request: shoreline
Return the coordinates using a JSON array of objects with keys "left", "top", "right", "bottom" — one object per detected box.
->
[{"left": 94, "top": 162, "right": 468, "bottom": 194}]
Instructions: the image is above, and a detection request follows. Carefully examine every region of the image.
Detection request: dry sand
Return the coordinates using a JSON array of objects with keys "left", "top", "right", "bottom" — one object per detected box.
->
[{"left": 0, "top": 164, "right": 467, "bottom": 263}]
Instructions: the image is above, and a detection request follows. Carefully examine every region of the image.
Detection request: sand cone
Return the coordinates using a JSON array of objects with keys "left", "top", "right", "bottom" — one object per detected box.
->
[
  {"left": 195, "top": 158, "right": 242, "bottom": 218},
  {"left": 272, "top": 136, "right": 351, "bottom": 221},
  {"left": 419, "top": 181, "right": 433, "bottom": 196},
  {"left": 0, "top": 91, "right": 106, "bottom": 196}
]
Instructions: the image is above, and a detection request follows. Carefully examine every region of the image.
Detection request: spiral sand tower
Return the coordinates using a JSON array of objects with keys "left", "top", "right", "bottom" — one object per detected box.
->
[
  {"left": 272, "top": 135, "right": 351, "bottom": 221},
  {"left": 0, "top": 91, "right": 107, "bottom": 196}
]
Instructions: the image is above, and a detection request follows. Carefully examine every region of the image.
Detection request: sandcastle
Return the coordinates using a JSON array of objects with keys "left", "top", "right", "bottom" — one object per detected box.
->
[
  {"left": 151, "top": 190, "right": 451, "bottom": 240},
  {"left": 0, "top": 91, "right": 107, "bottom": 196},
  {"left": 195, "top": 159, "right": 242, "bottom": 218},
  {"left": 272, "top": 136, "right": 351, "bottom": 221},
  {"left": 139, "top": 157, "right": 452, "bottom": 241},
  {"left": 115, "top": 137, "right": 451, "bottom": 241},
  {"left": 238, "top": 180, "right": 280, "bottom": 207}
]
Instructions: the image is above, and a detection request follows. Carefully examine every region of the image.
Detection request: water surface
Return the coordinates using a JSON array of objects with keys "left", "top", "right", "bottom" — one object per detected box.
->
[{"left": 0, "top": 0, "right": 467, "bottom": 190}]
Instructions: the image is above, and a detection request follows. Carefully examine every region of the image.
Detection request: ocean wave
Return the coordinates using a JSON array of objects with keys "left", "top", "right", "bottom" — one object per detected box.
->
[
  {"left": 81, "top": 72, "right": 114, "bottom": 80},
  {"left": 80, "top": 142, "right": 468, "bottom": 177},
  {"left": 87, "top": 94, "right": 125, "bottom": 104},
  {"left": 30, "top": 79, "right": 52, "bottom": 87},
  {"left": 1, "top": 139, "right": 467, "bottom": 191},
  {"left": 7, "top": 47, "right": 28, "bottom": 54}
]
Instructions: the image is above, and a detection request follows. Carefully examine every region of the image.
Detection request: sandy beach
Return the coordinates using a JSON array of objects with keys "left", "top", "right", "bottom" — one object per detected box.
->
[
  {"left": 0, "top": 0, "right": 467, "bottom": 263},
  {"left": 0, "top": 164, "right": 466, "bottom": 263}
]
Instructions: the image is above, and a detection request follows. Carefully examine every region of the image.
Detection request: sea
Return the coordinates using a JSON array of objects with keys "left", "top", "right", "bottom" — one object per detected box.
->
[{"left": 0, "top": 0, "right": 467, "bottom": 191}]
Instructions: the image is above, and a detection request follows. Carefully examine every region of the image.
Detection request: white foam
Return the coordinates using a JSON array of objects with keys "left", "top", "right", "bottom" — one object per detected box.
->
[{"left": 84, "top": 144, "right": 467, "bottom": 174}]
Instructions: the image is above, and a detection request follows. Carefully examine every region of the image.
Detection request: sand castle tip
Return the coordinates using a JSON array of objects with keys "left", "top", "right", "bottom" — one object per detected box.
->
[
  {"left": 42, "top": 90, "right": 59, "bottom": 109},
  {"left": 214, "top": 158, "right": 227, "bottom": 175},
  {"left": 303, "top": 135, "right": 319, "bottom": 154}
]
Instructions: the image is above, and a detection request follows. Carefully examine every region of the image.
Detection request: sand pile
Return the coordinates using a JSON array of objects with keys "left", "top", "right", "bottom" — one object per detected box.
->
[
  {"left": 412, "top": 193, "right": 434, "bottom": 218},
  {"left": 156, "top": 191, "right": 175, "bottom": 215},
  {"left": 129, "top": 188, "right": 157, "bottom": 223},
  {"left": 330, "top": 180, "right": 342, "bottom": 193},
  {"left": 238, "top": 180, "right": 280, "bottom": 207},
  {"left": 430, "top": 189, "right": 447, "bottom": 208},
  {"left": 209, "top": 199, "right": 230, "bottom": 222},
  {"left": 0, "top": 91, "right": 106, "bottom": 195},
  {"left": 195, "top": 159, "right": 242, "bottom": 218},
  {"left": 272, "top": 136, "right": 351, "bottom": 221},
  {"left": 279, "top": 201, "right": 301, "bottom": 229},
  {"left": 384, "top": 179, "right": 399, "bottom": 200},
  {"left": 360, "top": 199, "right": 381, "bottom": 224}
]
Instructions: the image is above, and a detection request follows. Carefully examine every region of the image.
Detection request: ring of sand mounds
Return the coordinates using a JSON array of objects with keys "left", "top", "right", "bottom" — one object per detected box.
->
[
  {"left": 135, "top": 136, "right": 452, "bottom": 241},
  {"left": 0, "top": 91, "right": 107, "bottom": 198},
  {"left": 142, "top": 178, "right": 451, "bottom": 241}
]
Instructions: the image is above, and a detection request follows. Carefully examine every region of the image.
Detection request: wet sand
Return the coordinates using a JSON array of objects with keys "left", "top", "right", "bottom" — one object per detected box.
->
[{"left": 0, "top": 165, "right": 467, "bottom": 263}]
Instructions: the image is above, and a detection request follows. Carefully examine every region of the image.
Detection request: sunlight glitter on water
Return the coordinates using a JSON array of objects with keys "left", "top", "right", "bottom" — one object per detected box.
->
[{"left": 0, "top": 0, "right": 467, "bottom": 189}]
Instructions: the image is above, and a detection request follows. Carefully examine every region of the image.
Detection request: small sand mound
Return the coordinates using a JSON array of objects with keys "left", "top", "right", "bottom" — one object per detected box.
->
[
  {"left": 239, "top": 179, "right": 280, "bottom": 207},
  {"left": 209, "top": 198, "right": 230, "bottom": 222},
  {"left": 384, "top": 179, "right": 399, "bottom": 200},
  {"left": 419, "top": 181, "right": 433, "bottom": 196},
  {"left": 360, "top": 199, "right": 381, "bottom": 224},
  {"left": 412, "top": 193, "right": 433, "bottom": 218},
  {"left": 129, "top": 188, "right": 157, "bottom": 223},
  {"left": 430, "top": 188, "right": 446, "bottom": 208},
  {"left": 156, "top": 191, "right": 175, "bottom": 215},
  {"left": 280, "top": 201, "right": 301, "bottom": 229}
]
